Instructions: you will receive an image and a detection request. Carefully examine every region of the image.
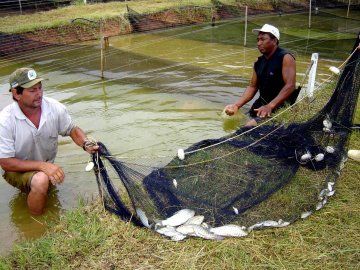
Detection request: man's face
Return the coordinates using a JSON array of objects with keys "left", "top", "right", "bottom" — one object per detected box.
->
[
  {"left": 257, "top": 32, "right": 277, "bottom": 54},
  {"left": 15, "top": 82, "right": 43, "bottom": 109}
]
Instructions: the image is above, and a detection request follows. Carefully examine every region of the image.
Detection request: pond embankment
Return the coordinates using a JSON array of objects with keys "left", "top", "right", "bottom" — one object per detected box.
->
[{"left": 0, "top": 0, "right": 312, "bottom": 56}]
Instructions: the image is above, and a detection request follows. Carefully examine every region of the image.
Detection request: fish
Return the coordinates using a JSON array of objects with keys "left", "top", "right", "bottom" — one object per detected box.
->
[
  {"left": 156, "top": 226, "right": 182, "bottom": 237},
  {"left": 316, "top": 201, "right": 323, "bottom": 211},
  {"left": 233, "top": 206, "right": 239, "bottom": 215},
  {"left": 159, "top": 209, "right": 195, "bottom": 227},
  {"left": 177, "top": 224, "right": 223, "bottom": 240},
  {"left": 210, "top": 225, "right": 248, "bottom": 237},
  {"left": 319, "top": 189, "right": 327, "bottom": 200},
  {"left": 173, "top": 179, "right": 178, "bottom": 188},
  {"left": 248, "top": 219, "right": 290, "bottom": 231},
  {"left": 136, "top": 208, "right": 151, "bottom": 228},
  {"left": 184, "top": 215, "right": 204, "bottom": 225},
  {"left": 171, "top": 233, "right": 187, "bottom": 241},
  {"left": 327, "top": 182, "right": 333, "bottom": 192},
  {"left": 327, "top": 190, "right": 335, "bottom": 196},
  {"left": 201, "top": 222, "right": 210, "bottom": 229},
  {"left": 176, "top": 224, "right": 197, "bottom": 236},
  {"left": 277, "top": 219, "right": 290, "bottom": 227},
  {"left": 301, "top": 211, "right": 312, "bottom": 219}
]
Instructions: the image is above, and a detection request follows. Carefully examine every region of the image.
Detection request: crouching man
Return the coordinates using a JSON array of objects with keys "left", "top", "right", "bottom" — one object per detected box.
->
[{"left": 0, "top": 67, "right": 98, "bottom": 215}]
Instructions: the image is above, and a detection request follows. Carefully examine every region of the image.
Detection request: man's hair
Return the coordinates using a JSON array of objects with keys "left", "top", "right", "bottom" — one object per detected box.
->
[{"left": 12, "top": 86, "right": 24, "bottom": 101}]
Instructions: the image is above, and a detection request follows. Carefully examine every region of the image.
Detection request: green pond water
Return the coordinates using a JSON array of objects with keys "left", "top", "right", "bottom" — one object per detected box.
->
[{"left": 0, "top": 8, "right": 358, "bottom": 254}]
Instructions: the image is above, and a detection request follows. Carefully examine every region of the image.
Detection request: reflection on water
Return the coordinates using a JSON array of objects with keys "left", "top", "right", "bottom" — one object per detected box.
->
[{"left": 0, "top": 9, "right": 358, "bottom": 254}]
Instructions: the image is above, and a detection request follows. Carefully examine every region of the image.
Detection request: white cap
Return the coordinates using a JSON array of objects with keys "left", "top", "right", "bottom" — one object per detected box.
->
[{"left": 252, "top": 24, "right": 280, "bottom": 40}]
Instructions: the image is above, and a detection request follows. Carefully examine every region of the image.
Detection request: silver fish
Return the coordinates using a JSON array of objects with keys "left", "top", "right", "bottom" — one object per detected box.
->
[
  {"left": 233, "top": 206, "right": 239, "bottom": 215},
  {"left": 327, "top": 190, "right": 335, "bottom": 196},
  {"left": 160, "top": 209, "right": 195, "bottom": 227},
  {"left": 248, "top": 219, "right": 288, "bottom": 231},
  {"left": 201, "top": 222, "right": 210, "bottom": 229},
  {"left": 176, "top": 224, "right": 197, "bottom": 236},
  {"left": 184, "top": 215, "right": 204, "bottom": 225},
  {"left": 136, "top": 208, "right": 151, "bottom": 228},
  {"left": 301, "top": 211, "right": 312, "bottom": 219},
  {"left": 176, "top": 224, "right": 224, "bottom": 240},
  {"left": 171, "top": 233, "right": 187, "bottom": 241},
  {"left": 156, "top": 226, "right": 183, "bottom": 238},
  {"left": 277, "top": 219, "right": 290, "bottom": 227},
  {"left": 173, "top": 179, "right": 178, "bottom": 188},
  {"left": 210, "top": 225, "right": 248, "bottom": 237},
  {"left": 327, "top": 182, "right": 333, "bottom": 192},
  {"left": 316, "top": 201, "right": 323, "bottom": 210}
]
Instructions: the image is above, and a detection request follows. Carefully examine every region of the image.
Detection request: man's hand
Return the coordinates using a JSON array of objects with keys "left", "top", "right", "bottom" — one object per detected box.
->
[
  {"left": 254, "top": 104, "right": 273, "bottom": 118},
  {"left": 83, "top": 140, "right": 99, "bottom": 154},
  {"left": 224, "top": 104, "right": 239, "bottom": 116},
  {"left": 40, "top": 162, "right": 65, "bottom": 185}
]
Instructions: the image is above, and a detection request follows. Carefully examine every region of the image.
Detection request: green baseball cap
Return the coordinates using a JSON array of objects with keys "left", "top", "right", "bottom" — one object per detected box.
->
[{"left": 9, "top": 67, "right": 44, "bottom": 92}]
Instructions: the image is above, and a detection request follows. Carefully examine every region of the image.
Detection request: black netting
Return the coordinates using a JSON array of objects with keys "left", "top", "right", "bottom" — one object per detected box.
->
[{"left": 92, "top": 34, "right": 359, "bottom": 238}]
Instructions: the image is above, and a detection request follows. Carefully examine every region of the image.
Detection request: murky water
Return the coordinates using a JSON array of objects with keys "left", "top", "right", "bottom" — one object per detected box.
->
[{"left": 0, "top": 9, "right": 358, "bottom": 254}]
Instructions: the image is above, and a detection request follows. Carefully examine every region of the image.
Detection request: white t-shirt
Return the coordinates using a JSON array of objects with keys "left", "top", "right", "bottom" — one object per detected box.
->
[{"left": 0, "top": 97, "right": 75, "bottom": 173}]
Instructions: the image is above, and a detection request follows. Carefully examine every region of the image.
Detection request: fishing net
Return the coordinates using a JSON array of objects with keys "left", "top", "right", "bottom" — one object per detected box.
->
[{"left": 91, "top": 35, "right": 359, "bottom": 239}]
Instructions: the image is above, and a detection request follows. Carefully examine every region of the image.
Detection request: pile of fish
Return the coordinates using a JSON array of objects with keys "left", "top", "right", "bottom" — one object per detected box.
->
[{"left": 136, "top": 208, "right": 290, "bottom": 241}]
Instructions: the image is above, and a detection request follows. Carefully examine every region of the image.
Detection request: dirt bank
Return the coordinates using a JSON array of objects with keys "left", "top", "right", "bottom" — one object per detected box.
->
[{"left": 0, "top": 1, "right": 322, "bottom": 56}]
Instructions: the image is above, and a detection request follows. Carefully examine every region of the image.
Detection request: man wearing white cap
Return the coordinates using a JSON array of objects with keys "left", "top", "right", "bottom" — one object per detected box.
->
[
  {"left": 224, "top": 24, "right": 297, "bottom": 125},
  {"left": 0, "top": 67, "right": 99, "bottom": 215}
]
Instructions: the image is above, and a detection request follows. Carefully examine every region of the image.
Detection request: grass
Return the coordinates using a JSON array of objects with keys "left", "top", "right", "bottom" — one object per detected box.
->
[
  {"left": 0, "top": 0, "right": 231, "bottom": 33},
  {"left": 0, "top": 149, "right": 359, "bottom": 269}
]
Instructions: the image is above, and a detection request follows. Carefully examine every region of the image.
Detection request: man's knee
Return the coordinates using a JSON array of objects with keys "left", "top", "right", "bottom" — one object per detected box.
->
[{"left": 30, "top": 172, "right": 50, "bottom": 194}]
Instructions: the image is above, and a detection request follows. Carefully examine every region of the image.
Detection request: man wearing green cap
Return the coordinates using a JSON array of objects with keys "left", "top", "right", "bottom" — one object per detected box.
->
[{"left": 0, "top": 67, "right": 98, "bottom": 215}]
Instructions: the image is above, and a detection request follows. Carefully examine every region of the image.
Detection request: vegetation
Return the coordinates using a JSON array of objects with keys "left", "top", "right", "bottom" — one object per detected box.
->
[{"left": 0, "top": 0, "right": 305, "bottom": 34}]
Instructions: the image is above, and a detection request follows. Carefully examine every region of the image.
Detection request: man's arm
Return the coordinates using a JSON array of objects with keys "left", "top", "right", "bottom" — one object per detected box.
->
[
  {"left": 224, "top": 70, "right": 258, "bottom": 116},
  {"left": 69, "top": 126, "right": 99, "bottom": 154},
  {"left": 0, "top": 158, "right": 64, "bottom": 184},
  {"left": 254, "top": 54, "right": 296, "bottom": 118}
]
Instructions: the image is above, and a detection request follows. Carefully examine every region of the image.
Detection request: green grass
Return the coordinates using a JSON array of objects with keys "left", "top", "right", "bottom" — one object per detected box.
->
[{"left": 0, "top": 149, "right": 359, "bottom": 269}]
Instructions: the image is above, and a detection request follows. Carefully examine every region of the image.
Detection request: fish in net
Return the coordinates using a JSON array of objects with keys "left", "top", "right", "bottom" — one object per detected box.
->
[{"left": 90, "top": 34, "right": 359, "bottom": 240}]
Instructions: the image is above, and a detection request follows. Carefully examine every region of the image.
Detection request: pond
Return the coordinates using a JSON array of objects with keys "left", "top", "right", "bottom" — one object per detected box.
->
[{"left": 0, "top": 8, "right": 358, "bottom": 254}]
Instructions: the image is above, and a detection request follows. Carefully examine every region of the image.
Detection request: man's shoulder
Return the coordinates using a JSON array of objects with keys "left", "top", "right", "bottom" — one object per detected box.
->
[
  {"left": 278, "top": 47, "right": 295, "bottom": 59},
  {"left": 43, "top": 97, "right": 67, "bottom": 112},
  {"left": 0, "top": 103, "right": 16, "bottom": 124}
]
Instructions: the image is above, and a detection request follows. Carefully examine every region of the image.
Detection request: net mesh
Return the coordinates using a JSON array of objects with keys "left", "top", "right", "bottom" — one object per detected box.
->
[{"left": 92, "top": 34, "right": 359, "bottom": 236}]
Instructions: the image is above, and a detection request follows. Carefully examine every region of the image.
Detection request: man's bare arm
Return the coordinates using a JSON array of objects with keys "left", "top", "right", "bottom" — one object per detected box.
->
[
  {"left": 0, "top": 158, "right": 64, "bottom": 184},
  {"left": 224, "top": 70, "right": 258, "bottom": 115},
  {"left": 69, "top": 126, "right": 99, "bottom": 154}
]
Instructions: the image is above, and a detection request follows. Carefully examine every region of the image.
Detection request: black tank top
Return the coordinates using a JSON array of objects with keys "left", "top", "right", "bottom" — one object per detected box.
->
[{"left": 249, "top": 47, "right": 296, "bottom": 116}]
